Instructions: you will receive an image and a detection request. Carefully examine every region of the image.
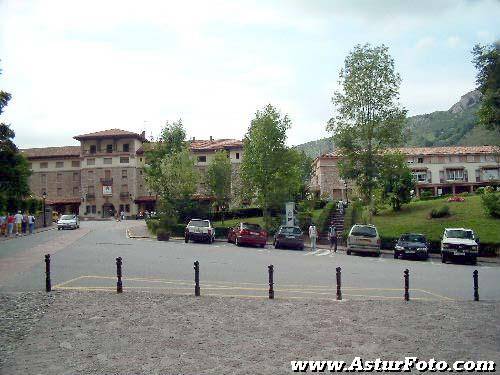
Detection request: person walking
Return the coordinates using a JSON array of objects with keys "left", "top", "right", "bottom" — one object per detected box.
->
[
  {"left": 14, "top": 211, "right": 23, "bottom": 236},
  {"left": 21, "top": 212, "right": 28, "bottom": 234},
  {"left": 28, "top": 213, "right": 36, "bottom": 234},
  {"left": 7, "top": 213, "right": 15, "bottom": 237},
  {"left": 308, "top": 224, "right": 317, "bottom": 251},
  {"left": 0, "top": 212, "right": 6, "bottom": 236},
  {"left": 328, "top": 222, "right": 338, "bottom": 253}
]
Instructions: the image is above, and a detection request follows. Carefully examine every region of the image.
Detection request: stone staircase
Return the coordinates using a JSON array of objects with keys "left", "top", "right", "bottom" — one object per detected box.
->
[{"left": 329, "top": 208, "right": 345, "bottom": 234}]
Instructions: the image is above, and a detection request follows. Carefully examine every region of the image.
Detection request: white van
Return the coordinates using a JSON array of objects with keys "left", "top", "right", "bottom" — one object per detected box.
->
[{"left": 346, "top": 224, "right": 381, "bottom": 256}]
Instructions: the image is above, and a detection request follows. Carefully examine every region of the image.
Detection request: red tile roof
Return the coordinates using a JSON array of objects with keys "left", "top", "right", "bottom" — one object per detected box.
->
[
  {"left": 21, "top": 146, "right": 81, "bottom": 159},
  {"left": 74, "top": 128, "right": 145, "bottom": 141}
]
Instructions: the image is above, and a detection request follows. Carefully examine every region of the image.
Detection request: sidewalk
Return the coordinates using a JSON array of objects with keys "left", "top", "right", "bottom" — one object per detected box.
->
[{"left": 0, "top": 225, "right": 56, "bottom": 242}]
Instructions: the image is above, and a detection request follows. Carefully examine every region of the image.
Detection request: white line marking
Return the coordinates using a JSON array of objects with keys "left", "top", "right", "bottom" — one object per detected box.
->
[
  {"left": 316, "top": 250, "right": 331, "bottom": 256},
  {"left": 304, "top": 249, "right": 323, "bottom": 256}
]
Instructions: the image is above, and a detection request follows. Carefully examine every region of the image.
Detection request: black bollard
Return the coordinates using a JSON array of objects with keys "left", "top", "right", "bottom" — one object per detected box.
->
[
  {"left": 336, "top": 267, "right": 342, "bottom": 300},
  {"left": 116, "top": 257, "right": 123, "bottom": 293},
  {"left": 268, "top": 265, "right": 274, "bottom": 299},
  {"left": 473, "top": 270, "right": 479, "bottom": 301},
  {"left": 45, "top": 254, "right": 51, "bottom": 292},
  {"left": 194, "top": 261, "right": 200, "bottom": 297},
  {"left": 404, "top": 269, "right": 409, "bottom": 301}
]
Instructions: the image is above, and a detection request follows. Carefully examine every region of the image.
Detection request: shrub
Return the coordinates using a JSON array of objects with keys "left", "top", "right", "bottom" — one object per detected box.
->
[
  {"left": 419, "top": 190, "right": 434, "bottom": 200},
  {"left": 146, "top": 219, "right": 160, "bottom": 235},
  {"left": 156, "top": 227, "right": 170, "bottom": 241},
  {"left": 475, "top": 187, "right": 485, "bottom": 195},
  {"left": 480, "top": 190, "right": 500, "bottom": 218},
  {"left": 316, "top": 201, "right": 337, "bottom": 233},
  {"left": 429, "top": 205, "right": 450, "bottom": 218}
]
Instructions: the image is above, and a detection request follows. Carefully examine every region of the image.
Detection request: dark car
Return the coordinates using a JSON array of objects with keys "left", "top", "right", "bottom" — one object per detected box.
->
[
  {"left": 228, "top": 222, "right": 267, "bottom": 248},
  {"left": 394, "top": 233, "right": 429, "bottom": 260},
  {"left": 274, "top": 226, "right": 304, "bottom": 250}
]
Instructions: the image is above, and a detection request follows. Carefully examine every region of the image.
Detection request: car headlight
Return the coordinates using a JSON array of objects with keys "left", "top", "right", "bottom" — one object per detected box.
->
[
  {"left": 395, "top": 245, "right": 404, "bottom": 250},
  {"left": 417, "top": 247, "right": 427, "bottom": 251},
  {"left": 471, "top": 246, "right": 478, "bottom": 251}
]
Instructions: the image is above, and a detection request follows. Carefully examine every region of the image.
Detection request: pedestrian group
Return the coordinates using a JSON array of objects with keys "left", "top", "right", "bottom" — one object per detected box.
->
[{"left": 0, "top": 211, "right": 36, "bottom": 237}]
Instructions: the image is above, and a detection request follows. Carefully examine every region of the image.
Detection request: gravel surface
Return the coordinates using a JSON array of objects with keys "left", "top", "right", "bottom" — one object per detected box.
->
[{"left": 1, "top": 291, "right": 499, "bottom": 374}]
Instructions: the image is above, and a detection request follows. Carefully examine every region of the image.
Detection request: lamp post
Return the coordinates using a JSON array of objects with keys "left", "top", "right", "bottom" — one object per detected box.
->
[
  {"left": 344, "top": 180, "right": 349, "bottom": 205},
  {"left": 42, "top": 191, "right": 47, "bottom": 227}
]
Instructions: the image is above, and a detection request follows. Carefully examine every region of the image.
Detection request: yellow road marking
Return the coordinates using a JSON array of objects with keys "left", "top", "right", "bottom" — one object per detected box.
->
[{"left": 52, "top": 275, "right": 88, "bottom": 289}]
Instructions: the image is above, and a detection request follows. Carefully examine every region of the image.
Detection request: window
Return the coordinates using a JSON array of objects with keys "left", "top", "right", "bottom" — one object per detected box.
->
[
  {"left": 482, "top": 168, "right": 499, "bottom": 181},
  {"left": 57, "top": 188, "right": 63, "bottom": 196},
  {"left": 446, "top": 169, "right": 464, "bottom": 181},
  {"left": 407, "top": 159, "right": 414, "bottom": 164},
  {"left": 72, "top": 160, "right": 80, "bottom": 167},
  {"left": 139, "top": 170, "right": 143, "bottom": 175},
  {"left": 103, "top": 158, "right": 112, "bottom": 164},
  {"left": 120, "top": 157, "right": 129, "bottom": 164},
  {"left": 73, "top": 172, "right": 79, "bottom": 181},
  {"left": 56, "top": 161, "right": 64, "bottom": 168},
  {"left": 121, "top": 184, "right": 129, "bottom": 192},
  {"left": 41, "top": 174, "right": 47, "bottom": 184},
  {"left": 87, "top": 170, "right": 94, "bottom": 181},
  {"left": 122, "top": 170, "right": 127, "bottom": 179},
  {"left": 412, "top": 171, "right": 427, "bottom": 182},
  {"left": 140, "top": 158, "right": 143, "bottom": 162},
  {"left": 123, "top": 143, "right": 130, "bottom": 152},
  {"left": 105, "top": 170, "right": 111, "bottom": 179},
  {"left": 236, "top": 152, "right": 240, "bottom": 160},
  {"left": 91, "top": 205, "right": 96, "bottom": 214},
  {"left": 125, "top": 204, "right": 130, "bottom": 213},
  {"left": 85, "top": 205, "right": 90, "bottom": 214},
  {"left": 197, "top": 155, "right": 207, "bottom": 163},
  {"left": 417, "top": 157, "right": 423, "bottom": 164},
  {"left": 106, "top": 144, "right": 113, "bottom": 153},
  {"left": 40, "top": 162, "right": 48, "bottom": 168},
  {"left": 87, "top": 158, "right": 95, "bottom": 166},
  {"left": 57, "top": 173, "right": 63, "bottom": 182},
  {"left": 73, "top": 187, "right": 79, "bottom": 196},
  {"left": 90, "top": 145, "right": 97, "bottom": 154}
]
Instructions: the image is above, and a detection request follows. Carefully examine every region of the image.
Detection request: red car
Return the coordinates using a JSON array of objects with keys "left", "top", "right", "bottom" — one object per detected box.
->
[{"left": 228, "top": 223, "right": 267, "bottom": 248}]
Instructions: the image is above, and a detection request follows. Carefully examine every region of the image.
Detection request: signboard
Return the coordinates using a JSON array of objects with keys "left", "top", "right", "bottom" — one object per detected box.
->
[
  {"left": 103, "top": 186, "right": 113, "bottom": 196},
  {"left": 285, "top": 202, "right": 295, "bottom": 226}
]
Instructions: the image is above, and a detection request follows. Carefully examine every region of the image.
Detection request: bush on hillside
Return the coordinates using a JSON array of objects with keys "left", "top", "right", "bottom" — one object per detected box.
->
[
  {"left": 419, "top": 190, "right": 434, "bottom": 200},
  {"left": 316, "top": 201, "right": 337, "bottom": 232},
  {"left": 429, "top": 205, "right": 450, "bottom": 218},
  {"left": 481, "top": 188, "right": 500, "bottom": 218},
  {"left": 475, "top": 187, "right": 485, "bottom": 195}
]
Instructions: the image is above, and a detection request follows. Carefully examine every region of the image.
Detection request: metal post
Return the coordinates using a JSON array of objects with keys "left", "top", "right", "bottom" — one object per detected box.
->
[
  {"left": 336, "top": 267, "right": 342, "bottom": 300},
  {"left": 42, "top": 198, "right": 46, "bottom": 227},
  {"left": 473, "top": 270, "right": 479, "bottom": 301},
  {"left": 45, "top": 254, "right": 51, "bottom": 292},
  {"left": 268, "top": 265, "right": 274, "bottom": 299},
  {"left": 116, "top": 257, "right": 123, "bottom": 293},
  {"left": 404, "top": 269, "right": 409, "bottom": 301},
  {"left": 194, "top": 261, "right": 200, "bottom": 297}
]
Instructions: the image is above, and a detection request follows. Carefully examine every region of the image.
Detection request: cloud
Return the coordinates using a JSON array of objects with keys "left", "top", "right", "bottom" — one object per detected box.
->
[
  {"left": 447, "top": 36, "right": 461, "bottom": 48},
  {"left": 415, "top": 37, "right": 436, "bottom": 50}
]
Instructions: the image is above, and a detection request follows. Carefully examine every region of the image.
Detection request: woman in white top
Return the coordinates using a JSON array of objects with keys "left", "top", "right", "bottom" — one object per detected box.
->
[{"left": 308, "top": 224, "right": 317, "bottom": 251}]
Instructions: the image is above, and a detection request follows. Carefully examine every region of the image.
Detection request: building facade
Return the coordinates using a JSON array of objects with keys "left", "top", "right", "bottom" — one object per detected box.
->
[
  {"left": 311, "top": 146, "right": 500, "bottom": 199},
  {"left": 21, "top": 129, "right": 243, "bottom": 218}
]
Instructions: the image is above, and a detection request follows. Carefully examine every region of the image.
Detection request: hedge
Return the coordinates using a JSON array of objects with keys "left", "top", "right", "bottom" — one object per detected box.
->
[
  {"left": 146, "top": 219, "right": 231, "bottom": 239},
  {"left": 209, "top": 207, "right": 263, "bottom": 222}
]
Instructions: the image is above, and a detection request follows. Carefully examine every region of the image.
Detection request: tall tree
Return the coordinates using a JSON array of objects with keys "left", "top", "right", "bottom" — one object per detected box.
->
[
  {"left": 205, "top": 150, "right": 232, "bottom": 223},
  {"left": 0, "top": 65, "right": 31, "bottom": 208},
  {"left": 378, "top": 153, "right": 415, "bottom": 211},
  {"left": 327, "top": 43, "right": 407, "bottom": 208},
  {"left": 472, "top": 42, "right": 500, "bottom": 133},
  {"left": 241, "top": 104, "right": 302, "bottom": 229}
]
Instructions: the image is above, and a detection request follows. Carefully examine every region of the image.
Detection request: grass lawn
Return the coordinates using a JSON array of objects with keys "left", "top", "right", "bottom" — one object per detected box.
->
[
  {"left": 212, "top": 216, "right": 264, "bottom": 228},
  {"left": 371, "top": 195, "right": 500, "bottom": 244}
]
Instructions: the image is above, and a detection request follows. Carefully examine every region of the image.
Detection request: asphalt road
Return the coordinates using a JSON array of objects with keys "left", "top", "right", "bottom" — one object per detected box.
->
[{"left": 1, "top": 220, "right": 499, "bottom": 301}]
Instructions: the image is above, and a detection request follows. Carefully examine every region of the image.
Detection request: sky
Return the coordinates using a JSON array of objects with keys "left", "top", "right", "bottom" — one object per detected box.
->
[{"left": 0, "top": 0, "right": 499, "bottom": 148}]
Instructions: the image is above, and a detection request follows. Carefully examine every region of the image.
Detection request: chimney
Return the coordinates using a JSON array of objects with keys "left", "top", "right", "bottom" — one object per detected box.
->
[{"left": 210, "top": 136, "right": 213, "bottom": 142}]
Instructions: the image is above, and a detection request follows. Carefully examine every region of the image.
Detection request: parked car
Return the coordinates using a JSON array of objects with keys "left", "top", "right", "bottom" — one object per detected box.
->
[
  {"left": 441, "top": 227, "right": 479, "bottom": 265},
  {"left": 184, "top": 219, "right": 215, "bottom": 244},
  {"left": 346, "top": 224, "right": 381, "bottom": 256},
  {"left": 228, "top": 222, "right": 267, "bottom": 248},
  {"left": 394, "top": 233, "right": 429, "bottom": 260},
  {"left": 57, "top": 214, "right": 80, "bottom": 230},
  {"left": 273, "top": 226, "right": 304, "bottom": 250}
]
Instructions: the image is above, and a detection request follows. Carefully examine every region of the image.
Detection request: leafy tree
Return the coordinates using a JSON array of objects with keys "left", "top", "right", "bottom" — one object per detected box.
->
[
  {"left": 241, "top": 104, "right": 302, "bottom": 229},
  {"left": 206, "top": 150, "right": 232, "bottom": 223},
  {"left": 472, "top": 42, "right": 500, "bottom": 133},
  {"left": 480, "top": 187, "right": 500, "bottom": 218},
  {"left": 327, "top": 43, "right": 407, "bottom": 210},
  {"left": 0, "top": 65, "right": 31, "bottom": 210},
  {"left": 294, "top": 150, "right": 313, "bottom": 201},
  {"left": 378, "top": 153, "right": 415, "bottom": 211}
]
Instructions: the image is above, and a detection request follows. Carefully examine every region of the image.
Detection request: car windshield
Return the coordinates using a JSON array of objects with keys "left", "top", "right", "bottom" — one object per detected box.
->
[
  {"left": 189, "top": 220, "right": 210, "bottom": 227},
  {"left": 242, "top": 223, "right": 261, "bottom": 231},
  {"left": 280, "top": 227, "right": 302, "bottom": 235},
  {"left": 350, "top": 225, "right": 377, "bottom": 238},
  {"left": 400, "top": 234, "right": 426, "bottom": 243},
  {"left": 446, "top": 230, "right": 473, "bottom": 239},
  {"left": 60, "top": 215, "right": 75, "bottom": 220}
]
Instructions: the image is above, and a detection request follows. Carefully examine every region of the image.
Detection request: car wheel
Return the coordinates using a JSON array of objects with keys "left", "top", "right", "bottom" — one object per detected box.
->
[
  {"left": 58, "top": 227, "right": 60, "bottom": 231},
  {"left": 346, "top": 250, "right": 351, "bottom": 255}
]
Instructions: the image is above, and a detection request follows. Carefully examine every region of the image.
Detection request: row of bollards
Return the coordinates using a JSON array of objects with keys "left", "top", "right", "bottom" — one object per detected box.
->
[{"left": 43, "top": 254, "right": 481, "bottom": 301}]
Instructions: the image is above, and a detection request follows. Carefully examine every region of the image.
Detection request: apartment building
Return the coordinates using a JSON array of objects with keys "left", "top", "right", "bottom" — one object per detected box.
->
[
  {"left": 21, "top": 129, "right": 243, "bottom": 218},
  {"left": 311, "top": 145, "right": 500, "bottom": 199}
]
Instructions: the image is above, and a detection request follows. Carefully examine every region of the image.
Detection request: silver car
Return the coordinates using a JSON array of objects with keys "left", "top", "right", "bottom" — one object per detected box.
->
[
  {"left": 57, "top": 214, "right": 80, "bottom": 230},
  {"left": 346, "top": 224, "right": 381, "bottom": 256}
]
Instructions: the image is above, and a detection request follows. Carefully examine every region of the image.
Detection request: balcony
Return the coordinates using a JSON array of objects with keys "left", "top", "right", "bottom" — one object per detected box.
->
[{"left": 100, "top": 178, "right": 113, "bottom": 185}]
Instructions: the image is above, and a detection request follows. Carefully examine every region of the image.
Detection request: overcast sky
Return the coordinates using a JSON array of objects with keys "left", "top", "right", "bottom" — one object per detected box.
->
[{"left": 1, "top": 0, "right": 499, "bottom": 148}]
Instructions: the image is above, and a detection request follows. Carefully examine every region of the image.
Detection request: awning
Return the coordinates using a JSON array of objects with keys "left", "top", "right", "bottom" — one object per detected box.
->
[
  {"left": 134, "top": 196, "right": 157, "bottom": 203},
  {"left": 47, "top": 197, "right": 81, "bottom": 205}
]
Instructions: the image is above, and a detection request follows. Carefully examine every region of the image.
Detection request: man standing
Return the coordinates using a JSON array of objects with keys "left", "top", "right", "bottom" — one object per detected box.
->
[
  {"left": 28, "top": 213, "right": 36, "bottom": 234},
  {"left": 308, "top": 224, "right": 317, "bottom": 251},
  {"left": 14, "top": 210, "right": 23, "bottom": 236},
  {"left": 328, "top": 222, "right": 338, "bottom": 253}
]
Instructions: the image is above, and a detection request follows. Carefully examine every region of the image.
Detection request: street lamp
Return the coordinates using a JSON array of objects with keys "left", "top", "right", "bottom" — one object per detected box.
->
[
  {"left": 42, "top": 191, "right": 47, "bottom": 227},
  {"left": 344, "top": 180, "right": 349, "bottom": 205}
]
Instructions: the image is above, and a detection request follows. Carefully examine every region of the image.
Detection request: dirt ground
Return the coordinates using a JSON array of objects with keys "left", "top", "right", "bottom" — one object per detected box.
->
[{"left": 1, "top": 291, "right": 499, "bottom": 375}]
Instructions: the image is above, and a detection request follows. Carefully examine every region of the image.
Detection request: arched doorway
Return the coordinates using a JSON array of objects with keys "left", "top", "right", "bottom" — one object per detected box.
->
[{"left": 102, "top": 203, "right": 115, "bottom": 218}]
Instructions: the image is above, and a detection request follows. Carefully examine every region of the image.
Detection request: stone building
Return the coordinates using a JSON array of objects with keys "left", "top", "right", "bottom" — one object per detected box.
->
[
  {"left": 311, "top": 145, "right": 500, "bottom": 199},
  {"left": 21, "top": 129, "right": 243, "bottom": 218}
]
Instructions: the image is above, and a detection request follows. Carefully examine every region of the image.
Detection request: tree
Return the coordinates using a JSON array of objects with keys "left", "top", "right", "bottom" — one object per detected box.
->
[
  {"left": 294, "top": 150, "right": 313, "bottom": 201},
  {"left": 241, "top": 104, "right": 302, "bottom": 229},
  {"left": 327, "top": 43, "right": 407, "bottom": 209},
  {"left": 206, "top": 150, "right": 232, "bottom": 223},
  {"left": 378, "top": 153, "right": 415, "bottom": 211},
  {"left": 0, "top": 65, "right": 31, "bottom": 210},
  {"left": 472, "top": 42, "right": 500, "bottom": 133}
]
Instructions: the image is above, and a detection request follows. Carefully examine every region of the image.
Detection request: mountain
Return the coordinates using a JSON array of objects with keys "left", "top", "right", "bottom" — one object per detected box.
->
[{"left": 294, "top": 90, "right": 499, "bottom": 158}]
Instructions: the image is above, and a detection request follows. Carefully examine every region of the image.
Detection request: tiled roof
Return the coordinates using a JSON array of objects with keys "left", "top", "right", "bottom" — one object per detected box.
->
[
  {"left": 74, "top": 128, "right": 145, "bottom": 141},
  {"left": 21, "top": 146, "right": 81, "bottom": 159},
  {"left": 136, "top": 139, "right": 243, "bottom": 154},
  {"left": 320, "top": 145, "right": 499, "bottom": 158}
]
